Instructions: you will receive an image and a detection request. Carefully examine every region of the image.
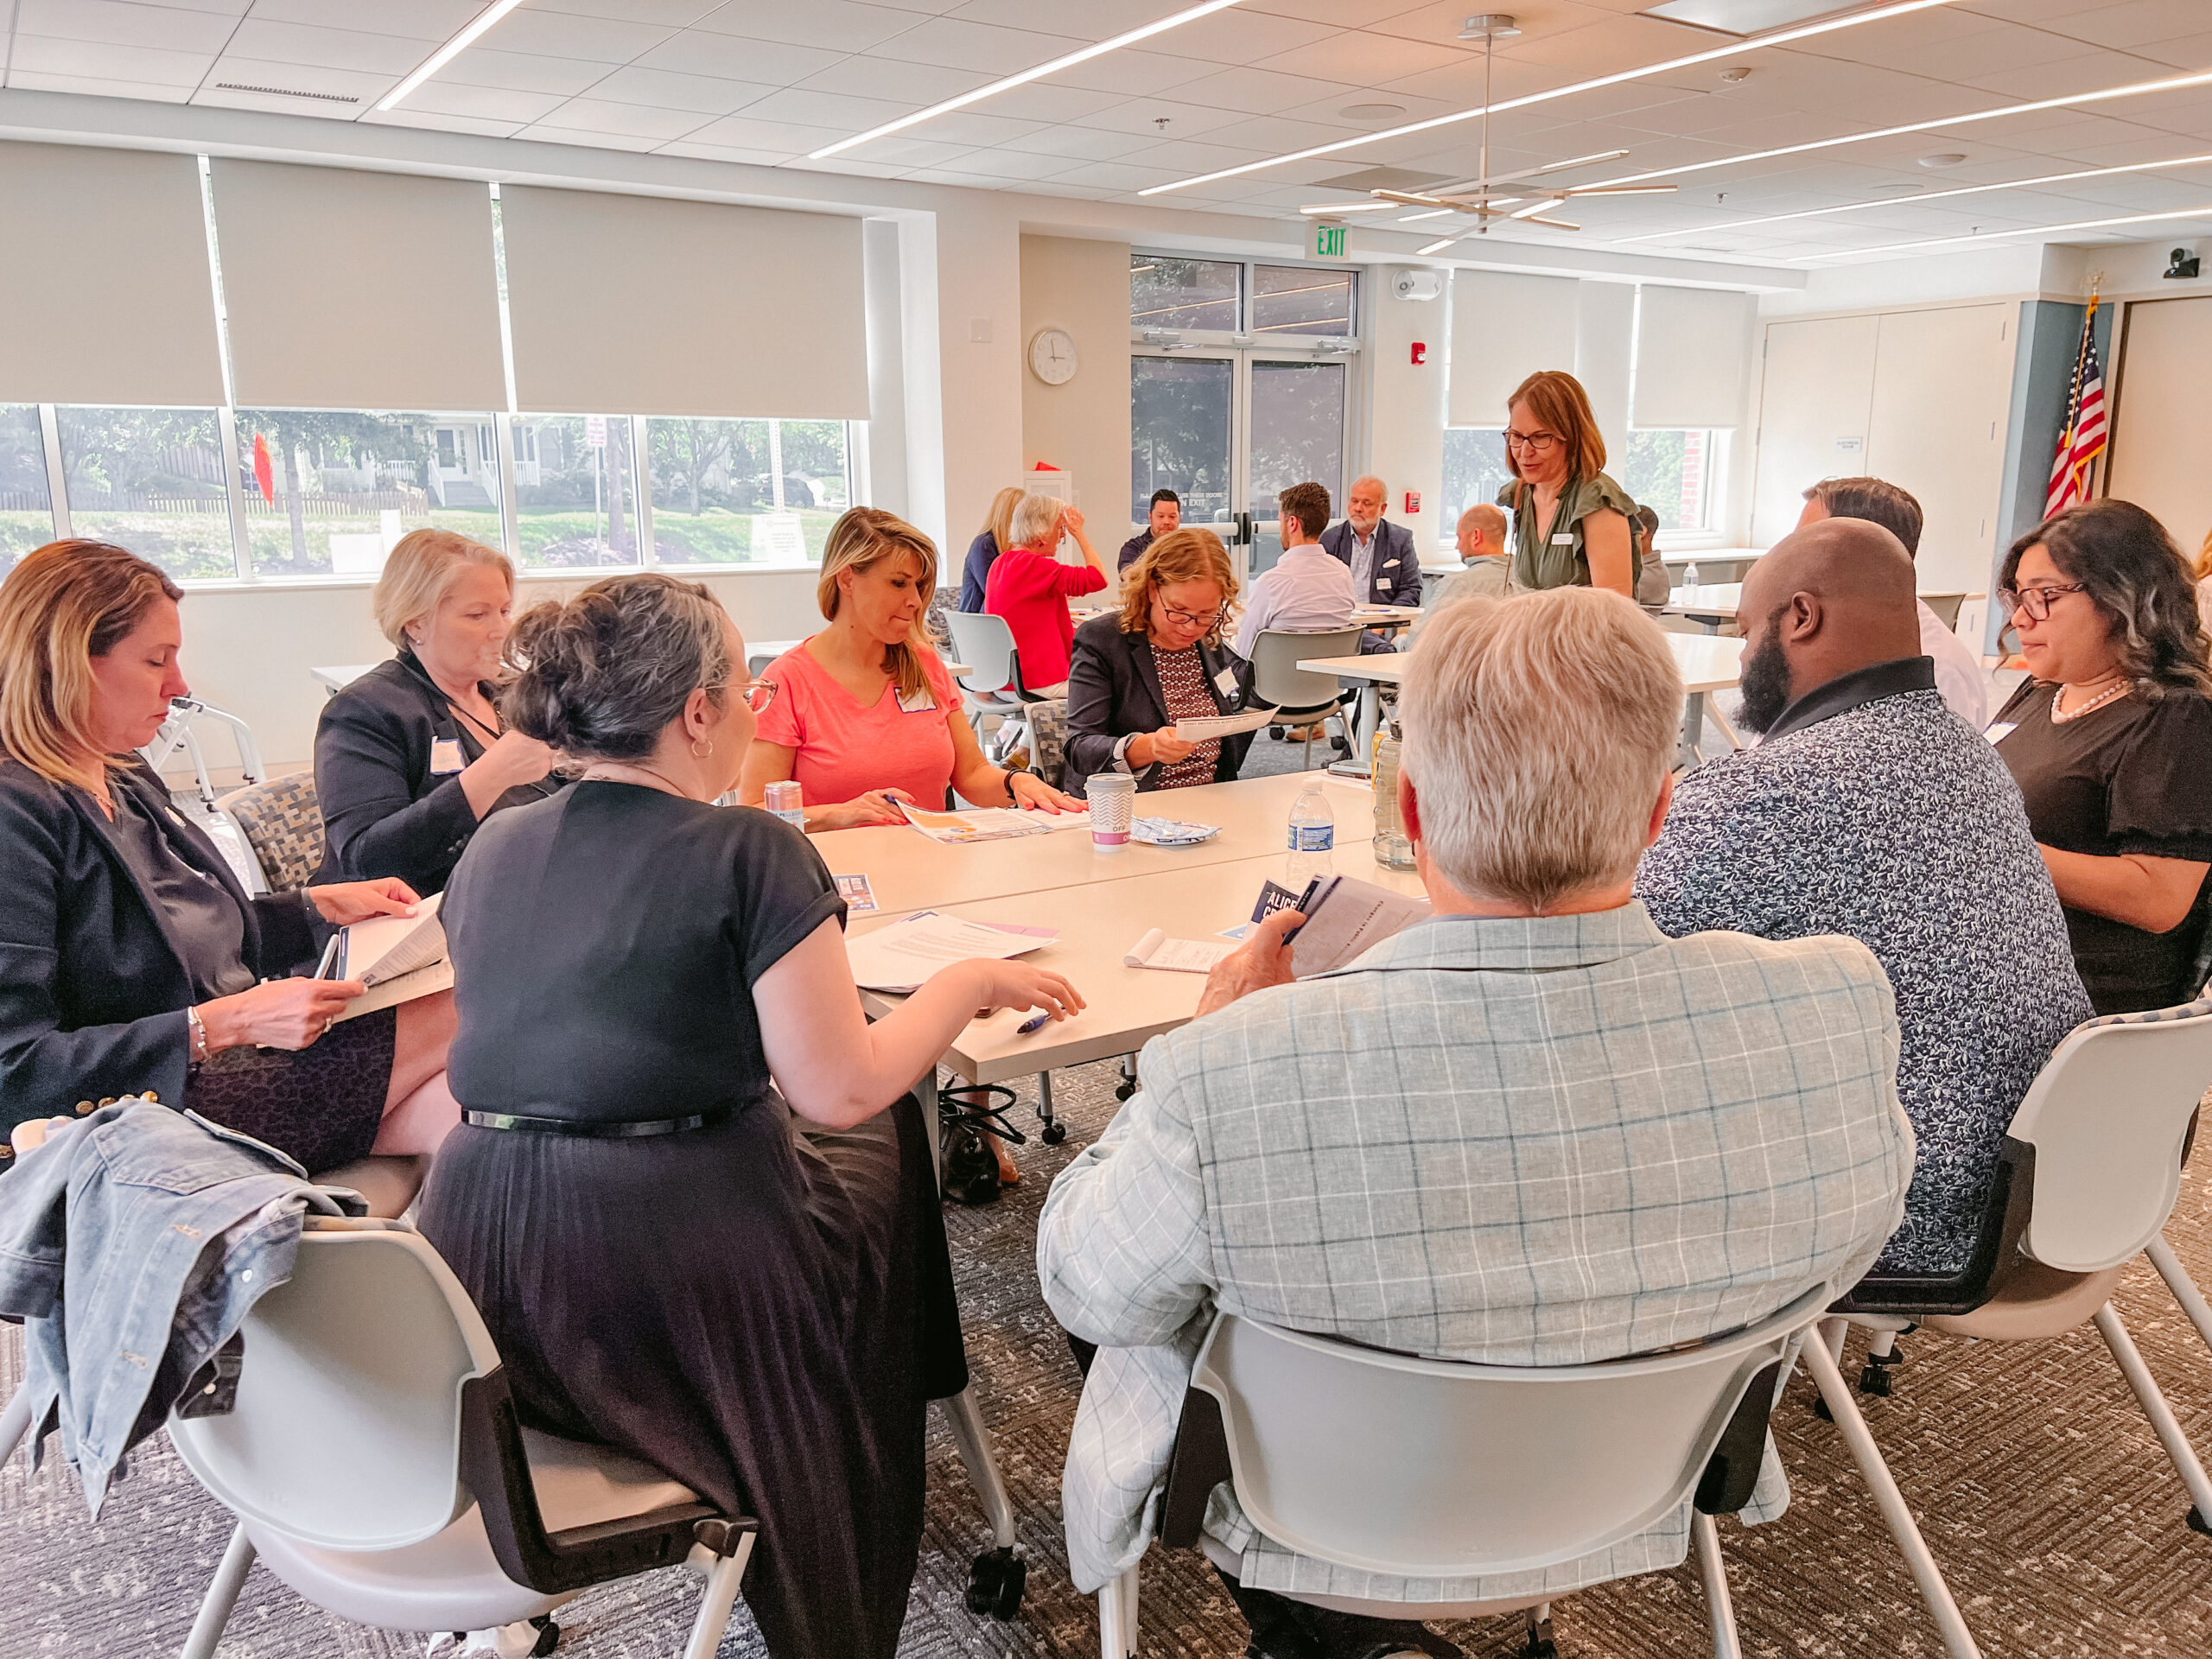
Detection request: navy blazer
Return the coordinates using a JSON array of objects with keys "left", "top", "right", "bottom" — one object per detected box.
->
[
  {"left": 1064, "top": 613, "right": 1256, "bottom": 799},
  {"left": 1319, "top": 517, "right": 1423, "bottom": 609},
  {"left": 314, "top": 652, "right": 563, "bottom": 896},
  {"left": 0, "top": 759, "right": 321, "bottom": 1134},
  {"left": 958, "top": 531, "right": 1000, "bottom": 613}
]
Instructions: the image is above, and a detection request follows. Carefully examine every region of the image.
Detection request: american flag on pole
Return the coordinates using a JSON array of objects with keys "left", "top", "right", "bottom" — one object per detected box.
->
[{"left": 2045, "top": 293, "right": 2107, "bottom": 516}]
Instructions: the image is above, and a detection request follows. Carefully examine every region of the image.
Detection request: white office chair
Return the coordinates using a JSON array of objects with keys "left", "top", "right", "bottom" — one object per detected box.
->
[
  {"left": 1244, "top": 627, "right": 1362, "bottom": 769},
  {"left": 1808, "top": 996, "right": 2212, "bottom": 1659},
  {"left": 944, "top": 611, "right": 1046, "bottom": 763},
  {"left": 1100, "top": 1283, "right": 1834, "bottom": 1659},
  {"left": 141, "top": 696, "right": 264, "bottom": 808},
  {"left": 168, "top": 1217, "right": 757, "bottom": 1659}
]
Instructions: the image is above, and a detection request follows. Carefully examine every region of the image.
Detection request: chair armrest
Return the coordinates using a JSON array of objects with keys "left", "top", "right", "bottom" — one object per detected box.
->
[
  {"left": 459, "top": 1368, "right": 747, "bottom": 1594},
  {"left": 1693, "top": 1358, "right": 1783, "bottom": 1516},
  {"left": 1160, "top": 1385, "right": 1234, "bottom": 1551},
  {"left": 1833, "top": 1137, "right": 2037, "bottom": 1319}
]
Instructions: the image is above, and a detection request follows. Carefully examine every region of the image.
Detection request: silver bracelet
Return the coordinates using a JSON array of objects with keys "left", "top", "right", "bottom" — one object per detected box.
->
[{"left": 187, "top": 1006, "right": 209, "bottom": 1068}]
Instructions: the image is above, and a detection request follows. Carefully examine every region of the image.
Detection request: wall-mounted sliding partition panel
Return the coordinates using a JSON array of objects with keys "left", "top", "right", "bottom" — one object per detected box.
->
[
  {"left": 0, "top": 143, "right": 224, "bottom": 408},
  {"left": 1634, "top": 286, "right": 1751, "bottom": 431},
  {"left": 2106, "top": 296, "right": 2212, "bottom": 556},
  {"left": 1447, "top": 270, "right": 1580, "bottom": 428},
  {"left": 208, "top": 160, "right": 505, "bottom": 412},
  {"left": 498, "top": 187, "right": 868, "bottom": 420}
]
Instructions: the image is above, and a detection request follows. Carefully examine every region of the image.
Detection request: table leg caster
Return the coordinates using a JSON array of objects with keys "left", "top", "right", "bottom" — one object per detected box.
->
[
  {"left": 967, "top": 1544, "right": 1027, "bottom": 1618},
  {"left": 1042, "top": 1120, "right": 1068, "bottom": 1145},
  {"left": 529, "top": 1615, "right": 560, "bottom": 1657}
]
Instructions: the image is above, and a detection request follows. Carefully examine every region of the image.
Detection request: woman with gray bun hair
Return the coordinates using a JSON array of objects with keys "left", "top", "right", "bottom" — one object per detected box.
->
[{"left": 415, "top": 571, "right": 1084, "bottom": 1659}]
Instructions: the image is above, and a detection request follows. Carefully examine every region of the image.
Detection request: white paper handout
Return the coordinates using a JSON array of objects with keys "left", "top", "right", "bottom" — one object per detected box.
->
[
  {"left": 1285, "top": 876, "right": 1432, "bottom": 978},
  {"left": 847, "top": 911, "right": 1057, "bottom": 993},
  {"left": 1123, "top": 928, "right": 1236, "bottom": 974},
  {"left": 1173, "top": 705, "right": 1279, "bottom": 741},
  {"left": 898, "top": 803, "right": 1090, "bottom": 843},
  {"left": 339, "top": 892, "right": 448, "bottom": 987}
]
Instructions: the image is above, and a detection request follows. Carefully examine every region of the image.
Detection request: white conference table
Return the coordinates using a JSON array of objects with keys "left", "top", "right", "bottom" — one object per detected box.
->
[
  {"left": 1301, "top": 630, "right": 1745, "bottom": 772},
  {"left": 312, "top": 663, "right": 380, "bottom": 696},
  {"left": 1665, "top": 583, "right": 1974, "bottom": 634}
]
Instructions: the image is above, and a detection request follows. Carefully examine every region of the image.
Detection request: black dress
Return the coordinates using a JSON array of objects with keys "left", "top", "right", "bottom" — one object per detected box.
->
[
  {"left": 415, "top": 782, "right": 966, "bottom": 1659},
  {"left": 1993, "top": 680, "right": 2212, "bottom": 1012}
]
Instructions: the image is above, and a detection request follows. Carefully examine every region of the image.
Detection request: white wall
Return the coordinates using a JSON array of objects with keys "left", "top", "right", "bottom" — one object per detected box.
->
[
  {"left": 1019, "top": 233, "right": 1133, "bottom": 534},
  {"left": 2107, "top": 295, "right": 2212, "bottom": 550},
  {"left": 1364, "top": 269, "right": 1447, "bottom": 552}
]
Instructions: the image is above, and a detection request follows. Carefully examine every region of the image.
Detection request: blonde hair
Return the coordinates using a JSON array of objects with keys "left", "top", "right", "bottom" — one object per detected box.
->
[
  {"left": 1400, "top": 588, "right": 1680, "bottom": 912},
  {"left": 1504, "top": 370, "right": 1608, "bottom": 491},
  {"left": 1010, "top": 492, "right": 1065, "bottom": 550},
  {"left": 981, "top": 486, "right": 1024, "bottom": 553},
  {"left": 1118, "top": 526, "right": 1238, "bottom": 646},
  {"left": 817, "top": 506, "right": 941, "bottom": 702},
  {"left": 0, "top": 539, "right": 182, "bottom": 790},
  {"left": 372, "top": 529, "right": 513, "bottom": 652},
  {"left": 2196, "top": 525, "right": 2212, "bottom": 583}
]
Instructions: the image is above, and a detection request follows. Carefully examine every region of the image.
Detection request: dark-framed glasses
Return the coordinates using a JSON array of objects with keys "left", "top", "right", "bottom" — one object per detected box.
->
[
  {"left": 1160, "top": 602, "right": 1224, "bottom": 630},
  {"left": 1504, "top": 429, "right": 1560, "bottom": 454},
  {"left": 741, "top": 678, "right": 779, "bottom": 714},
  {"left": 1999, "top": 582, "right": 2087, "bottom": 622}
]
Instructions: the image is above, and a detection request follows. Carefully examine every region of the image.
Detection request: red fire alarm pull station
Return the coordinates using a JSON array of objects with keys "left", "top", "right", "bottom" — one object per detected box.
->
[
  {"left": 1404, "top": 491, "right": 1421, "bottom": 515},
  {"left": 1410, "top": 341, "right": 1427, "bottom": 365}
]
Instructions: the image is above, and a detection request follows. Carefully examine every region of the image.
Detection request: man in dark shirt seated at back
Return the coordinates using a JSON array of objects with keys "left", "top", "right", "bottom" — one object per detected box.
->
[
  {"left": 1119, "top": 490, "right": 1180, "bottom": 575},
  {"left": 1635, "top": 518, "right": 2092, "bottom": 1275}
]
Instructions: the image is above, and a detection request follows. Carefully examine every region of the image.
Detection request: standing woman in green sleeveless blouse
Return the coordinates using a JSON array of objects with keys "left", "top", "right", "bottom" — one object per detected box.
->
[{"left": 1495, "top": 369, "right": 1640, "bottom": 598}]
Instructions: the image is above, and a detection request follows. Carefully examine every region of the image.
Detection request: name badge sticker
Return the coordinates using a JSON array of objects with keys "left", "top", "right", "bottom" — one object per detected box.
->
[
  {"left": 1549, "top": 533, "right": 1576, "bottom": 546},
  {"left": 897, "top": 686, "right": 938, "bottom": 715},
  {"left": 1984, "top": 722, "right": 2018, "bottom": 746},
  {"left": 1213, "top": 666, "right": 1240, "bottom": 696},
  {"left": 430, "top": 737, "right": 466, "bottom": 774}
]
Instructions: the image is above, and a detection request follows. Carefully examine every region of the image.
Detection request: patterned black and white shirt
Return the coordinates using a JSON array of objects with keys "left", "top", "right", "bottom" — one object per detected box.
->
[{"left": 1636, "top": 658, "right": 2092, "bottom": 1274}]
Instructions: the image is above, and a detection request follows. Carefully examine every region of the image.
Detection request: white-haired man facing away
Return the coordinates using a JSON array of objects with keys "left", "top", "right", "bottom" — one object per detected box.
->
[{"left": 1038, "top": 588, "right": 1915, "bottom": 1659}]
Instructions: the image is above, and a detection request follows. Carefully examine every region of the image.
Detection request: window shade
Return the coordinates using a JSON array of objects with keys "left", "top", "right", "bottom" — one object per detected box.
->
[
  {"left": 210, "top": 159, "right": 505, "bottom": 411},
  {"left": 0, "top": 143, "right": 223, "bottom": 406},
  {"left": 1447, "top": 270, "right": 1580, "bottom": 428},
  {"left": 1633, "top": 286, "right": 1751, "bottom": 429},
  {"left": 499, "top": 187, "right": 868, "bottom": 419}
]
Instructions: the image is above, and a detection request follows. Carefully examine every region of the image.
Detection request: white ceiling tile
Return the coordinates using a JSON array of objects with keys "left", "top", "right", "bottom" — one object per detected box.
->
[
  {"left": 1244, "top": 0, "right": 1422, "bottom": 26},
  {"left": 1160, "top": 67, "right": 1366, "bottom": 116},
  {"left": 1043, "top": 158, "right": 1187, "bottom": 191},
  {"left": 248, "top": 2, "right": 474, "bottom": 36},
  {"left": 943, "top": 0, "right": 1179, "bottom": 37},
  {"left": 1071, "top": 98, "right": 1248, "bottom": 140},
  {"left": 1149, "top": 7, "right": 1342, "bottom": 62},
  {"left": 581, "top": 64, "right": 777, "bottom": 114},
  {"left": 522, "top": 0, "right": 727, "bottom": 26},
  {"left": 1042, "top": 47, "right": 1219, "bottom": 97},
  {"left": 657, "top": 139, "right": 801, "bottom": 164},
  {"left": 8, "top": 35, "right": 210, "bottom": 83},
  {"left": 680, "top": 111, "right": 855, "bottom": 151},
  {"left": 994, "top": 123, "right": 1160, "bottom": 162},
  {"left": 201, "top": 54, "right": 393, "bottom": 100},
  {"left": 796, "top": 54, "right": 991, "bottom": 104},
  {"left": 689, "top": 0, "right": 920, "bottom": 54},
  {"left": 398, "top": 79, "right": 569, "bottom": 124},
  {"left": 899, "top": 109, "right": 1043, "bottom": 145},
  {"left": 868, "top": 16, "right": 1085, "bottom": 76},
  {"left": 220, "top": 20, "right": 430, "bottom": 75},
  {"left": 995, "top": 177, "right": 1119, "bottom": 198},
  {"left": 776, "top": 154, "right": 913, "bottom": 177},
  {"left": 737, "top": 85, "right": 916, "bottom": 130},
  {"left": 977, "top": 79, "right": 1126, "bottom": 122},
  {"left": 15, "top": 0, "right": 236, "bottom": 53},
  {"left": 513, "top": 124, "right": 664, "bottom": 152},
  {"left": 925, "top": 146, "right": 1079, "bottom": 181},
  {"left": 839, "top": 133, "right": 976, "bottom": 167},
  {"left": 438, "top": 46, "right": 609, "bottom": 95},
  {"left": 357, "top": 105, "right": 524, "bottom": 137},
  {"left": 1955, "top": 50, "right": 2192, "bottom": 104},
  {"left": 1253, "top": 29, "right": 1468, "bottom": 85},
  {"left": 531, "top": 96, "right": 711, "bottom": 139},
  {"left": 479, "top": 9, "right": 675, "bottom": 63},
  {"left": 632, "top": 30, "right": 846, "bottom": 85},
  {"left": 3, "top": 67, "right": 195, "bottom": 99}
]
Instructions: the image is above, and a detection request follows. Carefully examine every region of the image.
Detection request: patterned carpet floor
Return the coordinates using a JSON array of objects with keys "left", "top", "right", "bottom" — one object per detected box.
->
[{"left": 6, "top": 1057, "right": 2212, "bottom": 1657}]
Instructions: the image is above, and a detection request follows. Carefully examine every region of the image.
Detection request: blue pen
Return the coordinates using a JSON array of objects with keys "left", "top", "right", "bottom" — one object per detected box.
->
[{"left": 1015, "top": 1011, "right": 1052, "bottom": 1036}]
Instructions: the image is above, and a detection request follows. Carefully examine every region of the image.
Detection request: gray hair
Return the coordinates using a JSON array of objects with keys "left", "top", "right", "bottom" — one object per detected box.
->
[
  {"left": 1010, "top": 491, "right": 1065, "bottom": 550},
  {"left": 502, "top": 573, "right": 732, "bottom": 762},
  {"left": 1400, "top": 588, "right": 1681, "bottom": 911}
]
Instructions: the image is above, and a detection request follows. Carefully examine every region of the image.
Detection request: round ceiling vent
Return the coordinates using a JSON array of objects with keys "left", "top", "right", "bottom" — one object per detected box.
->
[
  {"left": 1339, "top": 103, "right": 1408, "bottom": 124},
  {"left": 1917, "top": 152, "right": 1968, "bottom": 169}
]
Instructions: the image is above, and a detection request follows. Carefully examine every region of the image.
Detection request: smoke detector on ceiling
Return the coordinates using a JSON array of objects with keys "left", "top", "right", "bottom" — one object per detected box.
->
[
  {"left": 1918, "top": 152, "right": 1969, "bottom": 169},
  {"left": 1717, "top": 67, "right": 1753, "bottom": 83}
]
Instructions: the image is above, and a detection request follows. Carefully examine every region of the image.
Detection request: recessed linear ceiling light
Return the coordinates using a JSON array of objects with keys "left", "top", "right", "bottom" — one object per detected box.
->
[
  {"left": 1643, "top": 0, "right": 1867, "bottom": 33},
  {"left": 1798, "top": 205, "right": 2212, "bottom": 262},
  {"left": 1138, "top": 0, "right": 1955, "bottom": 196},
  {"left": 809, "top": 0, "right": 1245, "bottom": 159},
  {"left": 377, "top": 0, "right": 530, "bottom": 113},
  {"left": 1570, "top": 65, "right": 2212, "bottom": 192},
  {"left": 1615, "top": 152, "right": 2212, "bottom": 244},
  {"left": 1298, "top": 201, "right": 1397, "bottom": 214}
]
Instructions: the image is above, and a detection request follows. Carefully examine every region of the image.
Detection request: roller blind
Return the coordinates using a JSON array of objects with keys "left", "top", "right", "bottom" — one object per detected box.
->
[
  {"left": 0, "top": 143, "right": 223, "bottom": 406},
  {"left": 211, "top": 159, "right": 505, "bottom": 410},
  {"left": 1633, "top": 285, "right": 1751, "bottom": 429},
  {"left": 499, "top": 187, "right": 868, "bottom": 418},
  {"left": 1448, "top": 270, "right": 1580, "bottom": 427}
]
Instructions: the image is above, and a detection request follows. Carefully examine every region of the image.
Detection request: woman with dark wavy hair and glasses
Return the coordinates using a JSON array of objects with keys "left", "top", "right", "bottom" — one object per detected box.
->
[{"left": 1990, "top": 499, "right": 2212, "bottom": 1012}]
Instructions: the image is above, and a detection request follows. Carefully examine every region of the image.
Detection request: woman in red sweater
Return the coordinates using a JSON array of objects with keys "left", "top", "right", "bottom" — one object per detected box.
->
[{"left": 982, "top": 491, "right": 1109, "bottom": 693}]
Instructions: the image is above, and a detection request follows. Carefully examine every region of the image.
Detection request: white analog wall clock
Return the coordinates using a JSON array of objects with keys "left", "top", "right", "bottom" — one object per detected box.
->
[{"left": 1029, "top": 327, "right": 1078, "bottom": 385}]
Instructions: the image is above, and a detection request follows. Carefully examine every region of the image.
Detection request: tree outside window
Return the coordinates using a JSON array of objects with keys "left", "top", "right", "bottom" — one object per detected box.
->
[{"left": 0, "top": 406, "right": 53, "bottom": 575}]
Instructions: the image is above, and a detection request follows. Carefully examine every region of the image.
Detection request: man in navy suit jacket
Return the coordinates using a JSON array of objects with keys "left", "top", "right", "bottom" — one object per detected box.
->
[{"left": 1320, "top": 474, "right": 1422, "bottom": 652}]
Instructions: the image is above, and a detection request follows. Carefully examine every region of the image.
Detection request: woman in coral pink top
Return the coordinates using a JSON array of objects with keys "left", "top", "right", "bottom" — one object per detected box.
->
[
  {"left": 740, "top": 508, "right": 1083, "bottom": 832},
  {"left": 982, "top": 492, "right": 1109, "bottom": 693}
]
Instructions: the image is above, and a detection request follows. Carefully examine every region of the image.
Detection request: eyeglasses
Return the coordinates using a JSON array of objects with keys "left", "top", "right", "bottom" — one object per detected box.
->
[
  {"left": 1999, "top": 582, "right": 2088, "bottom": 622},
  {"left": 1159, "top": 603, "right": 1224, "bottom": 630},
  {"left": 741, "top": 678, "right": 779, "bottom": 714},
  {"left": 1504, "top": 429, "right": 1560, "bottom": 454}
]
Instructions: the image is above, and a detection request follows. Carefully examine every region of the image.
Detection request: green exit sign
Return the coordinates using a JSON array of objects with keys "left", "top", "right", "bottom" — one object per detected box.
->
[{"left": 1313, "top": 222, "right": 1348, "bottom": 259}]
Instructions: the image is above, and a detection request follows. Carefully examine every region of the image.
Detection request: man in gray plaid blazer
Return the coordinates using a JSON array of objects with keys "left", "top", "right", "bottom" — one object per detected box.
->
[{"left": 1038, "top": 589, "right": 1915, "bottom": 1651}]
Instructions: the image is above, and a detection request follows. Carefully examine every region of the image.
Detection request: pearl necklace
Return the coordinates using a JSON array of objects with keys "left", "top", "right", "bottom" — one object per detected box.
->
[{"left": 2050, "top": 679, "right": 2131, "bottom": 724}]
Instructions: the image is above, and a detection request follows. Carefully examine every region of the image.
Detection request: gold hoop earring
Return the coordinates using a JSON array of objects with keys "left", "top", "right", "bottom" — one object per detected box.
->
[{"left": 690, "top": 736, "right": 713, "bottom": 758}]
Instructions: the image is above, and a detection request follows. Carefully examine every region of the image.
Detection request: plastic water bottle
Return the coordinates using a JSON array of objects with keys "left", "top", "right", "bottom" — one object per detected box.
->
[
  {"left": 1286, "top": 781, "right": 1335, "bottom": 886},
  {"left": 1370, "top": 720, "right": 1415, "bottom": 871}
]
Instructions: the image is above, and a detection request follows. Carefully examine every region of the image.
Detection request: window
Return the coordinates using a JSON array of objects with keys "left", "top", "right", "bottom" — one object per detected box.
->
[
  {"left": 1252, "top": 264, "right": 1356, "bottom": 337},
  {"left": 234, "top": 409, "right": 505, "bottom": 578},
  {"left": 645, "top": 417, "right": 850, "bottom": 565},
  {"left": 1440, "top": 429, "right": 1514, "bottom": 543},
  {"left": 55, "top": 406, "right": 236, "bottom": 582},
  {"left": 1622, "top": 429, "right": 1725, "bottom": 535},
  {"left": 0, "top": 405, "right": 53, "bottom": 574},
  {"left": 512, "top": 415, "right": 641, "bottom": 568},
  {"left": 1130, "top": 256, "right": 1242, "bottom": 332}
]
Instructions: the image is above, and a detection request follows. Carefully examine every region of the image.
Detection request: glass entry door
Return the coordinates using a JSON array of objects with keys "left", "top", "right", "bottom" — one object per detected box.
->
[{"left": 1131, "top": 348, "right": 1350, "bottom": 585}]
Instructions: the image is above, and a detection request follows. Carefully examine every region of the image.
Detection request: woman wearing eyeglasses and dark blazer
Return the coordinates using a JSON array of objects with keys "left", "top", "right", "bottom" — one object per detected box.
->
[{"left": 1065, "top": 527, "right": 1256, "bottom": 799}]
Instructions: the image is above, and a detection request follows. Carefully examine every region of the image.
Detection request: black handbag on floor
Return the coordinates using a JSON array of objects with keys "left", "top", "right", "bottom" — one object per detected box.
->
[{"left": 938, "top": 1082, "right": 1023, "bottom": 1206}]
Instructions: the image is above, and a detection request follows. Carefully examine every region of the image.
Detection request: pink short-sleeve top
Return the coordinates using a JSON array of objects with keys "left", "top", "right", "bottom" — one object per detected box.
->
[{"left": 754, "top": 639, "right": 961, "bottom": 810}]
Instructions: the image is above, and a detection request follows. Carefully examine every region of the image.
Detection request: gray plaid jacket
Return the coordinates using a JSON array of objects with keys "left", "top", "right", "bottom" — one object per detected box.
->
[{"left": 1037, "top": 905, "right": 1914, "bottom": 1599}]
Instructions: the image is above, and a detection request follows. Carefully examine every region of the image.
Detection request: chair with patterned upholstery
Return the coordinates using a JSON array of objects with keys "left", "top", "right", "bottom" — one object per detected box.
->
[
  {"left": 219, "top": 771, "right": 327, "bottom": 893},
  {"left": 1023, "top": 698, "right": 1068, "bottom": 791}
]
